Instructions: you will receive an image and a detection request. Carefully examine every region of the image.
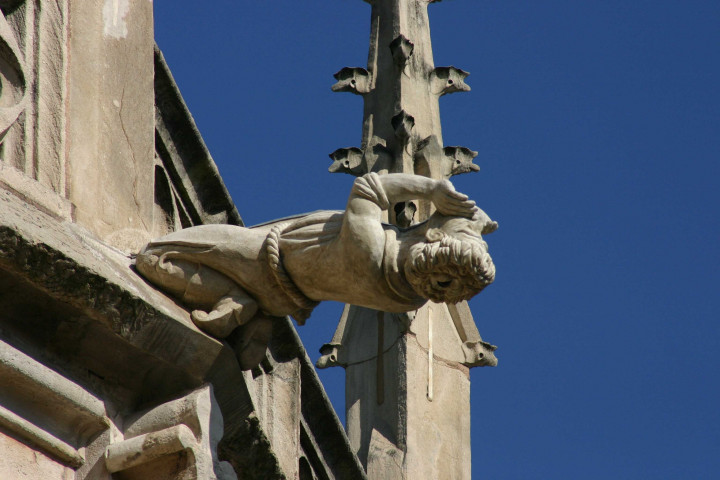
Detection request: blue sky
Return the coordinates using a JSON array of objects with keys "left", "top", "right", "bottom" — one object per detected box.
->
[{"left": 154, "top": 1, "right": 720, "bottom": 478}]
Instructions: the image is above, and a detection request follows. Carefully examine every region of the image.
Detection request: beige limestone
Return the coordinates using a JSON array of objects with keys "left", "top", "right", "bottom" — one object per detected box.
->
[
  {"left": 67, "top": 0, "right": 155, "bottom": 252},
  {"left": 106, "top": 385, "right": 236, "bottom": 479},
  {"left": 1, "top": 3, "right": 70, "bottom": 219},
  {"left": 0, "top": 432, "right": 74, "bottom": 480},
  {"left": 405, "top": 334, "right": 472, "bottom": 480},
  {"left": 245, "top": 359, "right": 302, "bottom": 479}
]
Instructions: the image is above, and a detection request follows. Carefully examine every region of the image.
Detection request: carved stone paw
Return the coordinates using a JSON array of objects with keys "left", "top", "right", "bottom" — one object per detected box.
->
[{"left": 191, "top": 295, "right": 258, "bottom": 338}]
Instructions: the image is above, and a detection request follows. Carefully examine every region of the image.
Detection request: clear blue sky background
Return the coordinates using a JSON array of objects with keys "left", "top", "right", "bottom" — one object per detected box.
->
[{"left": 154, "top": 1, "right": 720, "bottom": 478}]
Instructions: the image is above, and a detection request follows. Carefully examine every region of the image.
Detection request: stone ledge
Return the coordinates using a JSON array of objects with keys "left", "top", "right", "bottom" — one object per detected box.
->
[
  {"left": 0, "top": 187, "right": 224, "bottom": 406},
  {"left": 0, "top": 404, "right": 84, "bottom": 468},
  {"left": 0, "top": 339, "right": 109, "bottom": 457},
  {"left": 0, "top": 189, "right": 367, "bottom": 478},
  {"left": 0, "top": 163, "right": 73, "bottom": 221}
]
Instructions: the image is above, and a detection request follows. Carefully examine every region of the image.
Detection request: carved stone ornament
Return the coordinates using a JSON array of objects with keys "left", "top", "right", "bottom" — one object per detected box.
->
[
  {"left": 391, "top": 110, "right": 415, "bottom": 146},
  {"left": 0, "top": 8, "right": 27, "bottom": 140},
  {"left": 136, "top": 173, "right": 497, "bottom": 346},
  {"left": 328, "top": 146, "right": 365, "bottom": 176},
  {"left": 430, "top": 66, "right": 471, "bottom": 96},
  {"left": 332, "top": 67, "right": 373, "bottom": 95},
  {"left": 416, "top": 135, "right": 481, "bottom": 179},
  {"left": 389, "top": 35, "right": 414, "bottom": 69},
  {"left": 444, "top": 145, "right": 480, "bottom": 176}
]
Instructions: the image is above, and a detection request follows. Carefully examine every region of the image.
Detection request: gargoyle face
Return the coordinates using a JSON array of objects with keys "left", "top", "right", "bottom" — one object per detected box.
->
[{"left": 404, "top": 231, "right": 495, "bottom": 304}]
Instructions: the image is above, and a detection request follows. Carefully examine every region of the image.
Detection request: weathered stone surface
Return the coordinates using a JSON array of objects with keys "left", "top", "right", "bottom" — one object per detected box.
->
[
  {"left": 0, "top": 9, "right": 28, "bottom": 140},
  {"left": 332, "top": 67, "right": 373, "bottom": 95},
  {"left": 405, "top": 334, "right": 471, "bottom": 480},
  {"left": 0, "top": 187, "right": 224, "bottom": 406},
  {"left": 213, "top": 315, "right": 368, "bottom": 480},
  {"left": 0, "top": 339, "right": 108, "bottom": 462},
  {"left": 244, "top": 358, "right": 301, "bottom": 478},
  {"left": 1, "top": 182, "right": 365, "bottom": 479},
  {"left": 106, "top": 385, "right": 236, "bottom": 479},
  {"left": 67, "top": 0, "right": 155, "bottom": 252},
  {"left": 1, "top": 3, "right": 71, "bottom": 219},
  {"left": 367, "top": 429, "right": 404, "bottom": 480},
  {"left": 339, "top": 305, "right": 478, "bottom": 479},
  {"left": 430, "top": 66, "right": 471, "bottom": 97},
  {"left": 0, "top": 2, "right": 395, "bottom": 478},
  {"left": 0, "top": 432, "right": 74, "bottom": 480}
]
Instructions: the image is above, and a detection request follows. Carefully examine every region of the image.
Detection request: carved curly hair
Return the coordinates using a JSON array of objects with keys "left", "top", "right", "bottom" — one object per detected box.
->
[{"left": 404, "top": 231, "right": 495, "bottom": 304}]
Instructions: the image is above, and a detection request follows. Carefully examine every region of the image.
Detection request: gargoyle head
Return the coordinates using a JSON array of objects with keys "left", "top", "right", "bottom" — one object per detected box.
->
[{"left": 404, "top": 212, "right": 496, "bottom": 304}]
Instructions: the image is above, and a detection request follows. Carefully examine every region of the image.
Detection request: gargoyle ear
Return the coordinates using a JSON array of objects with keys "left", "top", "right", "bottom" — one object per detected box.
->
[{"left": 425, "top": 228, "right": 445, "bottom": 243}]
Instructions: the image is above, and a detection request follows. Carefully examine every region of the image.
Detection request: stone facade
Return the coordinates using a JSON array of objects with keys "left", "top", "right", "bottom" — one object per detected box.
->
[
  {"left": 0, "top": 2, "right": 498, "bottom": 479},
  {"left": 0, "top": 2, "right": 364, "bottom": 479}
]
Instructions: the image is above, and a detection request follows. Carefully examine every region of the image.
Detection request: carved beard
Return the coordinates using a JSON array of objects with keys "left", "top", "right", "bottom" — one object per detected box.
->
[{"left": 404, "top": 235, "right": 495, "bottom": 304}]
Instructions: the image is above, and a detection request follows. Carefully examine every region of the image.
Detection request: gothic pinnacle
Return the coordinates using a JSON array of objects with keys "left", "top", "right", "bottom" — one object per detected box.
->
[{"left": 330, "top": 0, "right": 481, "bottom": 219}]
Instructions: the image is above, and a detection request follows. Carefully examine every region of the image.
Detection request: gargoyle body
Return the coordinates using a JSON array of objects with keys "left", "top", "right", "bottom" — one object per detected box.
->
[{"left": 136, "top": 173, "right": 496, "bottom": 367}]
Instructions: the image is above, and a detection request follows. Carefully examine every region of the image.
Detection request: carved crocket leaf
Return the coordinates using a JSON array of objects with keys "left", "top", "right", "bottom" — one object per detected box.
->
[
  {"left": 444, "top": 146, "right": 480, "bottom": 176},
  {"left": 332, "top": 67, "right": 373, "bottom": 95},
  {"left": 431, "top": 66, "right": 471, "bottom": 96},
  {"left": 328, "top": 147, "right": 366, "bottom": 176},
  {"left": 364, "top": 136, "right": 393, "bottom": 173},
  {"left": 415, "top": 136, "right": 480, "bottom": 179},
  {"left": 389, "top": 35, "right": 414, "bottom": 69},
  {"left": 0, "top": 10, "right": 27, "bottom": 139},
  {"left": 391, "top": 110, "right": 415, "bottom": 145}
]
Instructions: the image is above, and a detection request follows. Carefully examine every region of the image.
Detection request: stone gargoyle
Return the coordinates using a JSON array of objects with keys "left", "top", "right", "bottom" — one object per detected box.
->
[{"left": 135, "top": 173, "right": 496, "bottom": 366}]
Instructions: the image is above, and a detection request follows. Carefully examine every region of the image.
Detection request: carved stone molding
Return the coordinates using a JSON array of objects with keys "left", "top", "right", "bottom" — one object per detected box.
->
[
  {"left": 0, "top": 9, "right": 27, "bottom": 140},
  {"left": 105, "top": 386, "right": 236, "bottom": 479},
  {"left": 0, "top": 1, "right": 69, "bottom": 218}
]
